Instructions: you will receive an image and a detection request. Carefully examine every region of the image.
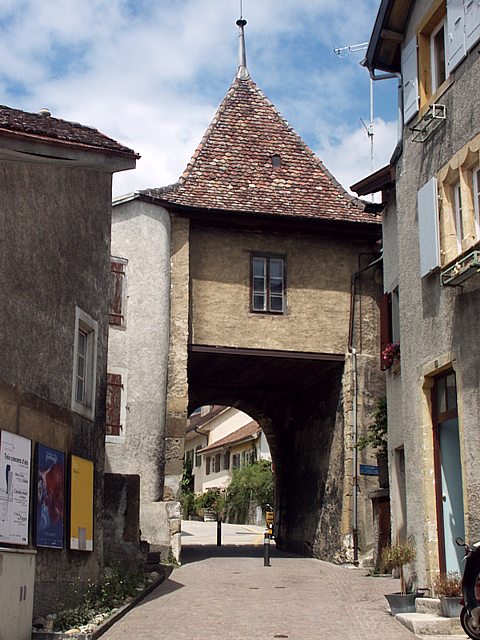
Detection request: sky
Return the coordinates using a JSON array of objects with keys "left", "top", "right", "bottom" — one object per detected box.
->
[{"left": 0, "top": 0, "right": 399, "bottom": 198}]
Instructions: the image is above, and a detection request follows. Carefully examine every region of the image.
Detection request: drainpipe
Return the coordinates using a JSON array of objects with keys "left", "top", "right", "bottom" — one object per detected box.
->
[
  {"left": 348, "top": 254, "right": 383, "bottom": 565},
  {"left": 351, "top": 346, "right": 359, "bottom": 565},
  {"left": 363, "top": 63, "right": 404, "bottom": 143}
]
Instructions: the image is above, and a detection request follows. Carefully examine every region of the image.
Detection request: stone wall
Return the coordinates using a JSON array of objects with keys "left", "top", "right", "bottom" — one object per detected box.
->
[
  {"left": 103, "top": 474, "right": 142, "bottom": 567},
  {"left": 189, "top": 225, "right": 371, "bottom": 353},
  {"left": 386, "top": 0, "right": 480, "bottom": 586},
  {"left": 0, "top": 160, "right": 112, "bottom": 615}
]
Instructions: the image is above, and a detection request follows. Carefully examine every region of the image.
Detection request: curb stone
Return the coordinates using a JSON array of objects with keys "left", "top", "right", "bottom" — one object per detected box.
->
[{"left": 31, "top": 565, "right": 174, "bottom": 640}]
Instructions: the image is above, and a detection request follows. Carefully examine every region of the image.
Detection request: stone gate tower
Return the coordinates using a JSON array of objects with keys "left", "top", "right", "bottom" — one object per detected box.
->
[{"left": 106, "top": 18, "right": 385, "bottom": 563}]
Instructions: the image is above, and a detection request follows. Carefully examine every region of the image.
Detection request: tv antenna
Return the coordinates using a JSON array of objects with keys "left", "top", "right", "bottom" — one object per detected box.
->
[{"left": 334, "top": 42, "right": 375, "bottom": 184}]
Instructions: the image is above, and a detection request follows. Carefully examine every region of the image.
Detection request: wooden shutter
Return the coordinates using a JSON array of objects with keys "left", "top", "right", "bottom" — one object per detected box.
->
[
  {"left": 109, "top": 259, "right": 126, "bottom": 326},
  {"left": 447, "top": 0, "right": 467, "bottom": 72},
  {"left": 465, "top": 0, "right": 480, "bottom": 49},
  {"left": 418, "top": 177, "right": 440, "bottom": 277},
  {"left": 379, "top": 293, "right": 392, "bottom": 370},
  {"left": 206, "top": 456, "right": 211, "bottom": 475},
  {"left": 224, "top": 452, "right": 230, "bottom": 470},
  {"left": 106, "top": 373, "right": 122, "bottom": 436},
  {"left": 215, "top": 453, "right": 221, "bottom": 473},
  {"left": 402, "top": 36, "right": 419, "bottom": 123}
]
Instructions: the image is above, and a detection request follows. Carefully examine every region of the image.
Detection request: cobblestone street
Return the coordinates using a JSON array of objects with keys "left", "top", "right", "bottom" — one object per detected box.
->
[{"left": 102, "top": 528, "right": 418, "bottom": 640}]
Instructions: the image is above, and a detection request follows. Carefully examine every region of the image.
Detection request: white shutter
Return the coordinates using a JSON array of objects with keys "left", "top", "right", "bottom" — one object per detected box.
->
[
  {"left": 401, "top": 37, "right": 419, "bottom": 123},
  {"left": 418, "top": 177, "right": 440, "bottom": 277},
  {"left": 465, "top": 0, "right": 480, "bottom": 50},
  {"left": 447, "top": 0, "right": 467, "bottom": 72}
]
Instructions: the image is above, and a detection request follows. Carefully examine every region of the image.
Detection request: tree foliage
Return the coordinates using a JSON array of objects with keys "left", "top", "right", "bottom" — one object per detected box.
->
[
  {"left": 226, "top": 459, "right": 274, "bottom": 524},
  {"left": 356, "top": 395, "right": 388, "bottom": 456}
]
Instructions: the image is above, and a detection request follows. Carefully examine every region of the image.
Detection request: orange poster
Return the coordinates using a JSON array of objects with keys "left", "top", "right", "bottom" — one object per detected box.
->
[{"left": 69, "top": 455, "right": 94, "bottom": 551}]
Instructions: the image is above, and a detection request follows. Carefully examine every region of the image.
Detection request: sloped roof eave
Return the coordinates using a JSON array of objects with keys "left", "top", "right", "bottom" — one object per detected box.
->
[
  {"left": 140, "top": 194, "right": 382, "bottom": 228},
  {"left": 199, "top": 431, "right": 260, "bottom": 454}
]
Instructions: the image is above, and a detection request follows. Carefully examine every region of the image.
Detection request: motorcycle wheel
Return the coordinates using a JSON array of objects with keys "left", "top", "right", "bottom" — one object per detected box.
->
[{"left": 461, "top": 606, "right": 480, "bottom": 640}]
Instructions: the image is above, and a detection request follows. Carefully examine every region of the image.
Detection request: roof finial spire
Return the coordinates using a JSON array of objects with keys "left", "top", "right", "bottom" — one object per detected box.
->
[{"left": 236, "top": 6, "right": 249, "bottom": 80}]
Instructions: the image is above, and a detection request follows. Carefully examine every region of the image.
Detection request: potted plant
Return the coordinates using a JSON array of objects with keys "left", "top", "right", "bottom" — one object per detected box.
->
[
  {"left": 433, "top": 572, "right": 462, "bottom": 618},
  {"left": 381, "top": 541, "right": 417, "bottom": 615}
]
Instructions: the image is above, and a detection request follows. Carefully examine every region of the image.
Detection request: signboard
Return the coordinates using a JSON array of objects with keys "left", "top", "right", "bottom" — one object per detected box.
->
[
  {"left": 0, "top": 431, "right": 31, "bottom": 545},
  {"left": 35, "top": 444, "right": 65, "bottom": 549},
  {"left": 69, "top": 455, "right": 94, "bottom": 551},
  {"left": 360, "top": 464, "right": 379, "bottom": 476}
]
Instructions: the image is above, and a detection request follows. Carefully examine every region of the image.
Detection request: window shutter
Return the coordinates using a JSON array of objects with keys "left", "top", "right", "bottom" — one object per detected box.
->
[
  {"left": 206, "top": 456, "right": 211, "bottom": 475},
  {"left": 417, "top": 178, "right": 441, "bottom": 277},
  {"left": 465, "top": 0, "right": 480, "bottom": 50},
  {"left": 106, "top": 373, "right": 122, "bottom": 436},
  {"left": 402, "top": 36, "right": 419, "bottom": 123},
  {"left": 110, "top": 259, "right": 126, "bottom": 326},
  {"left": 379, "top": 293, "right": 392, "bottom": 370},
  {"left": 223, "top": 452, "right": 230, "bottom": 470},
  {"left": 447, "top": 0, "right": 467, "bottom": 72},
  {"left": 215, "top": 453, "right": 221, "bottom": 473}
]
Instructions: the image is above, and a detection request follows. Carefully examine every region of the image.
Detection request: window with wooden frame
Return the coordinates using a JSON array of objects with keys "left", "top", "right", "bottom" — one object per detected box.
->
[
  {"left": 195, "top": 445, "right": 202, "bottom": 467},
  {"left": 437, "top": 134, "right": 480, "bottom": 265},
  {"left": 214, "top": 453, "right": 221, "bottom": 473},
  {"left": 109, "top": 257, "right": 127, "bottom": 327},
  {"left": 232, "top": 454, "right": 240, "bottom": 470},
  {"left": 71, "top": 307, "right": 98, "bottom": 420},
  {"left": 379, "top": 289, "right": 400, "bottom": 371},
  {"left": 473, "top": 166, "right": 480, "bottom": 236},
  {"left": 453, "top": 181, "right": 464, "bottom": 251},
  {"left": 417, "top": 1, "right": 449, "bottom": 109},
  {"left": 251, "top": 254, "right": 286, "bottom": 314}
]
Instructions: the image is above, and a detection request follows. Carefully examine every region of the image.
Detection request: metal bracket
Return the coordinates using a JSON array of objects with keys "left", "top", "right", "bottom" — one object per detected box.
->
[{"left": 411, "top": 104, "right": 446, "bottom": 143}]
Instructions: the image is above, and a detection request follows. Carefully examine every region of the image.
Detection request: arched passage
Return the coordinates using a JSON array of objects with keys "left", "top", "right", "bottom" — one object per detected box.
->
[{"left": 187, "top": 344, "right": 347, "bottom": 559}]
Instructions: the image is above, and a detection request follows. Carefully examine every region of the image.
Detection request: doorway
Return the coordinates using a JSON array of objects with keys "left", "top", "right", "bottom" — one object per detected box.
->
[{"left": 433, "top": 370, "right": 465, "bottom": 574}]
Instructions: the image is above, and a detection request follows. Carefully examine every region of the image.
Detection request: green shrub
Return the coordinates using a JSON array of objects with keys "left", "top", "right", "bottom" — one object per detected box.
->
[
  {"left": 194, "top": 488, "right": 225, "bottom": 515},
  {"left": 226, "top": 460, "right": 274, "bottom": 524}
]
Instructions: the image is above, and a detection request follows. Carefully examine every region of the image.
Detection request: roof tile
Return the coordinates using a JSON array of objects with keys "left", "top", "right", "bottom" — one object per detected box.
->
[
  {"left": 145, "top": 77, "right": 376, "bottom": 224},
  {"left": 0, "top": 104, "right": 138, "bottom": 157}
]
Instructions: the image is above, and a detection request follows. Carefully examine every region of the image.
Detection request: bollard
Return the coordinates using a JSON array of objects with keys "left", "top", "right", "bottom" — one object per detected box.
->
[
  {"left": 264, "top": 529, "right": 271, "bottom": 566},
  {"left": 216, "top": 519, "right": 222, "bottom": 547}
]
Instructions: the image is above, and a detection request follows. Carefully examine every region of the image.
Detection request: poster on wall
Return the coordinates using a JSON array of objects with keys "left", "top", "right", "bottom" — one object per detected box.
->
[
  {"left": 0, "top": 430, "right": 31, "bottom": 545},
  {"left": 69, "top": 455, "right": 94, "bottom": 551},
  {"left": 35, "top": 444, "right": 65, "bottom": 548}
]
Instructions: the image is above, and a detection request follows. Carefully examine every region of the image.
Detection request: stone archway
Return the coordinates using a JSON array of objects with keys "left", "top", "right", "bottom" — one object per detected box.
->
[{"left": 187, "top": 345, "right": 349, "bottom": 559}]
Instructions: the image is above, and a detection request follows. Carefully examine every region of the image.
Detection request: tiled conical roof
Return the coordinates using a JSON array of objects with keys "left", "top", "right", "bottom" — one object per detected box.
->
[{"left": 144, "top": 76, "right": 377, "bottom": 224}]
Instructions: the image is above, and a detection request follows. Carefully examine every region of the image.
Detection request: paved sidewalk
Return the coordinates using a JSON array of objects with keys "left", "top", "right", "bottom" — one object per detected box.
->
[{"left": 102, "top": 543, "right": 420, "bottom": 640}]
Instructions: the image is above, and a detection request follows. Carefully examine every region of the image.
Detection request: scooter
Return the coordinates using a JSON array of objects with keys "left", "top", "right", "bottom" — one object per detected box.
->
[{"left": 456, "top": 537, "right": 480, "bottom": 639}]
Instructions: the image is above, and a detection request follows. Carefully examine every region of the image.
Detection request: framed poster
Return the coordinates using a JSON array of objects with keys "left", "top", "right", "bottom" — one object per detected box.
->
[
  {"left": 69, "top": 455, "right": 94, "bottom": 551},
  {"left": 0, "top": 431, "right": 31, "bottom": 545},
  {"left": 35, "top": 444, "right": 65, "bottom": 548}
]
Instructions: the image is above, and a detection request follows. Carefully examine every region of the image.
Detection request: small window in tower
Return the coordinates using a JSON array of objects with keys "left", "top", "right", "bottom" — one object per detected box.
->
[{"left": 271, "top": 154, "right": 282, "bottom": 169}]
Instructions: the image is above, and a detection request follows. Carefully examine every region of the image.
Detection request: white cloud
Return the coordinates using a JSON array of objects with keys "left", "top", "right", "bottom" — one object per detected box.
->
[
  {"left": 316, "top": 118, "right": 398, "bottom": 195},
  {"left": 0, "top": 0, "right": 396, "bottom": 197}
]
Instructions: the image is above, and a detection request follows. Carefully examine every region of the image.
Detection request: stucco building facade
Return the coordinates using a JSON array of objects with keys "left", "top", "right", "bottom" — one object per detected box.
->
[
  {"left": 0, "top": 105, "right": 137, "bottom": 621},
  {"left": 355, "top": 0, "right": 480, "bottom": 588}
]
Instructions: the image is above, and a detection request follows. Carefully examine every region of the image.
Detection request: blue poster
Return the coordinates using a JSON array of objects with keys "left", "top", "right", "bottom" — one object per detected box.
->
[{"left": 35, "top": 444, "right": 65, "bottom": 548}]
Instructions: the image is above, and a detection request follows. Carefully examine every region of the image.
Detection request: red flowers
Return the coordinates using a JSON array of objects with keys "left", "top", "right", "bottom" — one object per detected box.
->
[{"left": 381, "top": 342, "right": 400, "bottom": 369}]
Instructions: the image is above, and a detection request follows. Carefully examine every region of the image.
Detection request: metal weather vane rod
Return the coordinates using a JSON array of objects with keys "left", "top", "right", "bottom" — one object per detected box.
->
[{"left": 236, "top": 1, "right": 249, "bottom": 80}]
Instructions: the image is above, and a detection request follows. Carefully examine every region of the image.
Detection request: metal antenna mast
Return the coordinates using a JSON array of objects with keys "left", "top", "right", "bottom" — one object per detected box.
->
[{"left": 334, "top": 42, "right": 375, "bottom": 179}]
